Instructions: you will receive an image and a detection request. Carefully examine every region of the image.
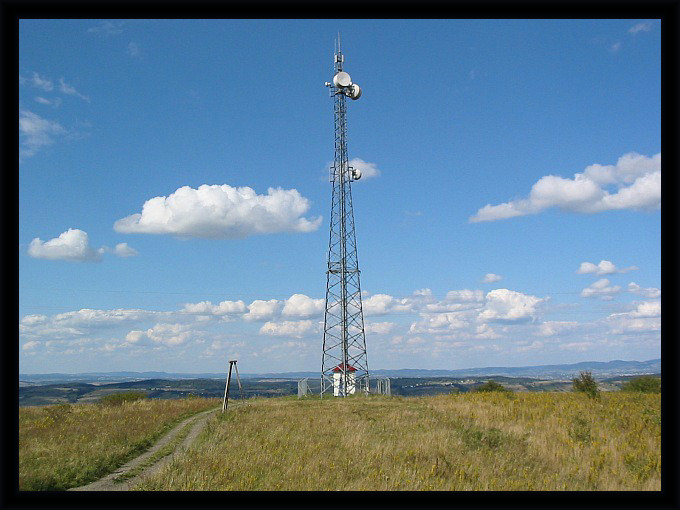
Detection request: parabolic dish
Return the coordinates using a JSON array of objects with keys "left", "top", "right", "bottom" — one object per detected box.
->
[
  {"left": 333, "top": 71, "right": 352, "bottom": 88},
  {"left": 348, "top": 83, "right": 361, "bottom": 100}
]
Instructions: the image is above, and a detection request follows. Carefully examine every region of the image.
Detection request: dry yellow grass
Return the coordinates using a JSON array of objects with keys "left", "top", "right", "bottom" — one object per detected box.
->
[
  {"left": 19, "top": 397, "right": 220, "bottom": 490},
  {"left": 133, "top": 392, "right": 660, "bottom": 491}
]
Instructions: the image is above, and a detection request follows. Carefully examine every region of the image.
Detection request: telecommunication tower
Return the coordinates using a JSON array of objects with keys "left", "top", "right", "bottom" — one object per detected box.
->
[{"left": 321, "top": 35, "right": 369, "bottom": 397}]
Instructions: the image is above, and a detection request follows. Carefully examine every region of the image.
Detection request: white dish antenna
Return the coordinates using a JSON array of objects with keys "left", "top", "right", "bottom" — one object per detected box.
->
[
  {"left": 347, "top": 83, "right": 361, "bottom": 100},
  {"left": 333, "top": 71, "right": 352, "bottom": 88}
]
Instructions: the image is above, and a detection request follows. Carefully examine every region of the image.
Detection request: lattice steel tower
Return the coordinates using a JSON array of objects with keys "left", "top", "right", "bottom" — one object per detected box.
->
[{"left": 321, "top": 36, "right": 369, "bottom": 397}]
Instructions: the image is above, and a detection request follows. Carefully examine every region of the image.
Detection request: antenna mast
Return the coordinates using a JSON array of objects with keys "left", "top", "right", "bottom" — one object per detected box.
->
[{"left": 321, "top": 35, "right": 369, "bottom": 397}]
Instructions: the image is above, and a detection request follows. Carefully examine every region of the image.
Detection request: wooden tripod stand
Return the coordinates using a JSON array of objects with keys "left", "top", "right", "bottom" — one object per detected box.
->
[{"left": 222, "top": 359, "right": 244, "bottom": 413}]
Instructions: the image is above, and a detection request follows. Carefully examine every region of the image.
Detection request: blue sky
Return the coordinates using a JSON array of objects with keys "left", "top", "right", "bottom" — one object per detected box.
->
[{"left": 19, "top": 19, "right": 661, "bottom": 374}]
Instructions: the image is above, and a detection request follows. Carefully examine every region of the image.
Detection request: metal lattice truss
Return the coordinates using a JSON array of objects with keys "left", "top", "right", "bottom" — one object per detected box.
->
[{"left": 321, "top": 44, "right": 369, "bottom": 397}]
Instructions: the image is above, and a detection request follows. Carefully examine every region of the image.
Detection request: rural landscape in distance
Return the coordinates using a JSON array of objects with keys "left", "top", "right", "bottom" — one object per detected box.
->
[{"left": 18, "top": 18, "right": 661, "bottom": 494}]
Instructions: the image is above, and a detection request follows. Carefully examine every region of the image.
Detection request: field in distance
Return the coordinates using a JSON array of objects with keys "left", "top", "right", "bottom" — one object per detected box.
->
[
  {"left": 18, "top": 374, "right": 657, "bottom": 407},
  {"left": 131, "top": 391, "right": 659, "bottom": 491}
]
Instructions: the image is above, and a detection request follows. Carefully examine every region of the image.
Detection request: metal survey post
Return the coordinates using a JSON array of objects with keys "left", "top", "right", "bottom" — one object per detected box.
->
[{"left": 321, "top": 35, "right": 369, "bottom": 398}]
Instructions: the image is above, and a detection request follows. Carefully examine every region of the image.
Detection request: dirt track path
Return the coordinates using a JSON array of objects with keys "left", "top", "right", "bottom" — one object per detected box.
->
[{"left": 70, "top": 407, "right": 219, "bottom": 491}]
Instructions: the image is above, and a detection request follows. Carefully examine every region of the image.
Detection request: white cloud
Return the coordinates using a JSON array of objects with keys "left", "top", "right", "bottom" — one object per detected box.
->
[
  {"left": 53, "top": 308, "right": 156, "bottom": 328},
  {"left": 580, "top": 278, "right": 622, "bottom": 300},
  {"left": 536, "top": 321, "right": 579, "bottom": 337},
  {"left": 28, "top": 229, "right": 104, "bottom": 262},
  {"left": 259, "top": 320, "right": 316, "bottom": 338},
  {"left": 517, "top": 340, "right": 544, "bottom": 353},
  {"left": 19, "top": 109, "right": 66, "bottom": 159},
  {"left": 23, "top": 341, "right": 41, "bottom": 351},
  {"left": 629, "top": 21, "right": 653, "bottom": 34},
  {"left": 244, "top": 299, "right": 282, "bottom": 322},
  {"left": 281, "top": 294, "right": 325, "bottom": 318},
  {"left": 478, "top": 289, "right": 544, "bottom": 322},
  {"left": 470, "top": 152, "right": 661, "bottom": 222},
  {"left": 29, "top": 72, "right": 53, "bottom": 91},
  {"left": 348, "top": 158, "right": 381, "bottom": 179},
  {"left": 129, "top": 323, "right": 194, "bottom": 346},
  {"left": 576, "top": 260, "right": 637, "bottom": 275},
  {"left": 627, "top": 282, "right": 660, "bottom": 299},
  {"left": 475, "top": 323, "right": 500, "bottom": 339},
  {"left": 607, "top": 301, "right": 661, "bottom": 334},
  {"left": 58, "top": 77, "right": 90, "bottom": 102},
  {"left": 482, "top": 273, "right": 503, "bottom": 283},
  {"left": 113, "top": 242, "right": 139, "bottom": 257},
  {"left": 409, "top": 311, "right": 470, "bottom": 334},
  {"left": 362, "top": 293, "right": 419, "bottom": 316},
  {"left": 609, "top": 42, "right": 622, "bottom": 53},
  {"left": 182, "top": 299, "right": 247, "bottom": 317},
  {"left": 20, "top": 315, "right": 47, "bottom": 326},
  {"left": 445, "top": 289, "right": 485, "bottom": 303},
  {"left": 364, "top": 321, "right": 396, "bottom": 335},
  {"left": 34, "top": 96, "right": 62, "bottom": 108},
  {"left": 114, "top": 184, "right": 322, "bottom": 239}
]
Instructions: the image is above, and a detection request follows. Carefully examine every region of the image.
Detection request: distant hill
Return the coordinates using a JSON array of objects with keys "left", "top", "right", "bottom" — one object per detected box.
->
[{"left": 19, "top": 358, "right": 660, "bottom": 385}]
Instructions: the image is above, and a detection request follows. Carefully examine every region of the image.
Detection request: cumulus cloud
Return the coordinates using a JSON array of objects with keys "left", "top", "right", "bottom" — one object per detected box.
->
[
  {"left": 576, "top": 260, "right": 637, "bottom": 275},
  {"left": 349, "top": 158, "right": 381, "bottom": 179},
  {"left": 19, "top": 109, "right": 66, "bottom": 160},
  {"left": 482, "top": 273, "right": 503, "bottom": 283},
  {"left": 281, "top": 294, "right": 325, "bottom": 318},
  {"left": 478, "top": 289, "right": 544, "bottom": 322},
  {"left": 28, "top": 229, "right": 105, "bottom": 262},
  {"left": 580, "top": 278, "right": 622, "bottom": 300},
  {"left": 607, "top": 301, "right": 661, "bottom": 334},
  {"left": 243, "top": 299, "right": 282, "bottom": 322},
  {"left": 517, "top": 340, "right": 544, "bottom": 353},
  {"left": 259, "top": 320, "right": 317, "bottom": 338},
  {"left": 470, "top": 152, "right": 661, "bottom": 222},
  {"left": 126, "top": 323, "right": 194, "bottom": 346},
  {"left": 409, "top": 311, "right": 471, "bottom": 334},
  {"left": 181, "top": 299, "right": 247, "bottom": 317},
  {"left": 364, "top": 321, "right": 396, "bottom": 335},
  {"left": 362, "top": 293, "right": 418, "bottom": 316},
  {"left": 23, "top": 340, "right": 41, "bottom": 351},
  {"left": 536, "top": 321, "right": 579, "bottom": 337},
  {"left": 112, "top": 242, "right": 139, "bottom": 257},
  {"left": 627, "top": 282, "right": 660, "bottom": 299},
  {"left": 21, "top": 315, "right": 47, "bottom": 326},
  {"left": 114, "top": 184, "right": 322, "bottom": 239},
  {"left": 53, "top": 308, "right": 157, "bottom": 328}
]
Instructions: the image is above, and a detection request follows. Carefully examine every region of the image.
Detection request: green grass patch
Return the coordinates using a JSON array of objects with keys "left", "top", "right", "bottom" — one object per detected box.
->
[{"left": 19, "top": 398, "right": 220, "bottom": 490}]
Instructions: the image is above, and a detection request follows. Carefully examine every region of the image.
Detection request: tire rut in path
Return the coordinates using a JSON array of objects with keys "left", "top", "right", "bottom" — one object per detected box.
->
[{"left": 70, "top": 407, "right": 219, "bottom": 491}]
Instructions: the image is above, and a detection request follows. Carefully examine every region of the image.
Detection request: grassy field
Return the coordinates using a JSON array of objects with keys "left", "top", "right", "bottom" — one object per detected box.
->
[
  {"left": 132, "top": 392, "right": 661, "bottom": 491},
  {"left": 19, "top": 397, "right": 220, "bottom": 490}
]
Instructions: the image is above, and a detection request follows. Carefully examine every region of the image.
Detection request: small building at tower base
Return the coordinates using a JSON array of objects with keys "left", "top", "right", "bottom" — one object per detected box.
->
[{"left": 332, "top": 363, "right": 357, "bottom": 396}]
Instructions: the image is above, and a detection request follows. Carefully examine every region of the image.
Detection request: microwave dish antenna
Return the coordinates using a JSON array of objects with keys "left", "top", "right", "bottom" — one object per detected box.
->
[{"left": 333, "top": 71, "right": 352, "bottom": 88}]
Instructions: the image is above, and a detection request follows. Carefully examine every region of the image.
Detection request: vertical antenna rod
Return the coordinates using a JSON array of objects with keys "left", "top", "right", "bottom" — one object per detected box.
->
[{"left": 321, "top": 36, "right": 369, "bottom": 398}]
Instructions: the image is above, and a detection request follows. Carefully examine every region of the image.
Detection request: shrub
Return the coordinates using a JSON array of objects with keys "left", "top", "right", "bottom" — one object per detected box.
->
[
  {"left": 99, "top": 391, "right": 148, "bottom": 406},
  {"left": 474, "top": 380, "right": 511, "bottom": 393},
  {"left": 621, "top": 376, "right": 661, "bottom": 393},
  {"left": 572, "top": 371, "right": 600, "bottom": 399}
]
